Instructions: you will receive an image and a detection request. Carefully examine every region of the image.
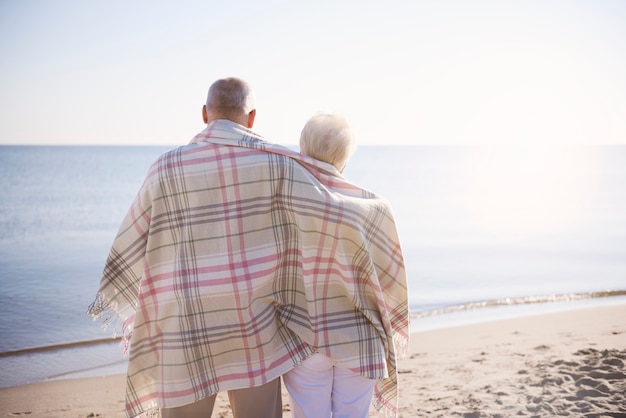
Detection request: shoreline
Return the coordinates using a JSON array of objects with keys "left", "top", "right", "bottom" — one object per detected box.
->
[
  {"left": 1, "top": 302, "right": 624, "bottom": 417},
  {"left": 3, "top": 291, "right": 624, "bottom": 358},
  {"left": 1, "top": 295, "right": 625, "bottom": 390}
]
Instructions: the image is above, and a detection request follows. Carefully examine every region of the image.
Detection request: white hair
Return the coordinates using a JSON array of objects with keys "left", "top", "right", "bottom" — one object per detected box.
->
[{"left": 299, "top": 113, "right": 356, "bottom": 171}]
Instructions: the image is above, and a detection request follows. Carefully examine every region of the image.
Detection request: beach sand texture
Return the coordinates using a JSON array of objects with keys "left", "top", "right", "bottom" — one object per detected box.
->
[{"left": 1, "top": 303, "right": 624, "bottom": 418}]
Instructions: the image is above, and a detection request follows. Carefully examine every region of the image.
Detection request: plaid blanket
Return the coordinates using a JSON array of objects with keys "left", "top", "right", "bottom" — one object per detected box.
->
[{"left": 88, "top": 119, "right": 409, "bottom": 417}]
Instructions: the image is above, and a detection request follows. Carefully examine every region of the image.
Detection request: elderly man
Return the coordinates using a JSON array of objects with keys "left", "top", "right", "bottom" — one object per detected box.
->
[{"left": 89, "top": 77, "right": 408, "bottom": 418}]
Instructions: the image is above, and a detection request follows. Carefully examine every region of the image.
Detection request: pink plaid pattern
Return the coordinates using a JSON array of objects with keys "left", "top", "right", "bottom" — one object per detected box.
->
[{"left": 89, "top": 120, "right": 409, "bottom": 417}]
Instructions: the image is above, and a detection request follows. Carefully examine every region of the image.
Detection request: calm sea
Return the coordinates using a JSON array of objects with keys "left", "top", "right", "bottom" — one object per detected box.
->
[{"left": 1, "top": 145, "right": 625, "bottom": 388}]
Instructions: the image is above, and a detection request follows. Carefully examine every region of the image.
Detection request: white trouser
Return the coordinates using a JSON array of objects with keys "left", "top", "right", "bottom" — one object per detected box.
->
[{"left": 283, "top": 353, "right": 376, "bottom": 418}]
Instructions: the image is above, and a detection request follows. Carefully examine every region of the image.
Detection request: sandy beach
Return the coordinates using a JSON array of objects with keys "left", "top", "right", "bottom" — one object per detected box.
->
[{"left": 1, "top": 303, "right": 624, "bottom": 418}]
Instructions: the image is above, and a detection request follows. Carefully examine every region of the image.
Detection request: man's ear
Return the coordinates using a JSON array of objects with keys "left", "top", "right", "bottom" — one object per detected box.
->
[
  {"left": 202, "top": 105, "right": 208, "bottom": 124},
  {"left": 247, "top": 109, "right": 256, "bottom": 128}
]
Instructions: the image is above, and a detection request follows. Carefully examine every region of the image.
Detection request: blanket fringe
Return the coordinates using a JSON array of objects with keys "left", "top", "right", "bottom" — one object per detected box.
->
[
  {"left": 373, "top": 392, "right": 399, "bottom": 418},
  {"left": 393, "top": 330, "right": 410, "bottom": 360},
  {"left": 135, "top": 407, "right": 160, "bottom": 418},
  {"left": 87, "top": 292, "right": 116, "bottom": 329},
  {"left": 87, "top": 292, "right": 133, "bottom": 355}
]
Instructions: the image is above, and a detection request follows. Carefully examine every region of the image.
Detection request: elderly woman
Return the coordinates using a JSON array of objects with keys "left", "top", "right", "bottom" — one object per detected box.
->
[{"left": 282, "top": 112, "right": 409, "bottom": 418}]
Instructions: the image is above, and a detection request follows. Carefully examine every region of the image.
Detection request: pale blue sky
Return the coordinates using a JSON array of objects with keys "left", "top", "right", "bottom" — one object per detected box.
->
[{"left": 1, "top": 0, "right": 625, "bottom": 146}]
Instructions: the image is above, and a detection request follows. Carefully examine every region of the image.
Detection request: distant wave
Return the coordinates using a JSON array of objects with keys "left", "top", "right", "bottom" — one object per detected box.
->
[
  {"left": 411, "top": 289, "right": 626, "bottom": 319},
  {"left": 0, "top": 337, "right": 122, "bottom": 358}
]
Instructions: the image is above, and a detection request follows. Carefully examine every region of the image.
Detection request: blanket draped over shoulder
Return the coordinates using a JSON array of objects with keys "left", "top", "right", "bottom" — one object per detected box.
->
[{"left": 88, "top": 119, "right": 409, "bottom": 418}]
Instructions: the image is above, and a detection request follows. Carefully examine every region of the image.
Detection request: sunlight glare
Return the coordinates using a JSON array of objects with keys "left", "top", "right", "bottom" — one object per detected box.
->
[{"left": 462, "top": 147, "right": 596, "bottom": 237}]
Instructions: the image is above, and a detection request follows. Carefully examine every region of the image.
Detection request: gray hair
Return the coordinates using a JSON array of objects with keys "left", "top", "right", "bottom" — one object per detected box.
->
[
  {"left": 206, "top": 77, "right": 256, "bottom": 120},
  {"left": 300, "top": 113, "right": 356, "bottom": 171}
]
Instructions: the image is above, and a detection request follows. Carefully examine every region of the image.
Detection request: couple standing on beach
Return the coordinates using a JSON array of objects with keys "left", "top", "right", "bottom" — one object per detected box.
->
[{"left": 88, "top": 77, "right": 409, "bottom": 418}]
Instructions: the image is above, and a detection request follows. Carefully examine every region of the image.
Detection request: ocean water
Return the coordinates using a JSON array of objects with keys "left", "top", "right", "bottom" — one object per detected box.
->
[{"left": 1, "top": 144, "right": 625, "bottom": 388}]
